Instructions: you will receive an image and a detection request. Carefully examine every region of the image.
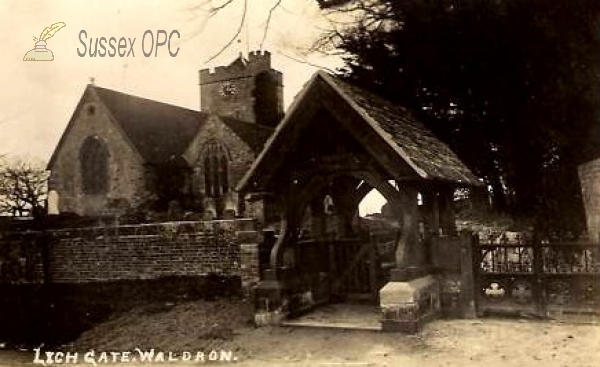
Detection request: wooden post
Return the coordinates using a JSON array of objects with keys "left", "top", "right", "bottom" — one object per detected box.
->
[
  {"left": 368, "top": 234, "right": 379, "bottom": 301},
  {"left": 439, "top": 186, "right": 457, "bottom": 236},
  {"left": 428, "top": 189, "right": 441, "bottom": 236},
  {"left": 532, "top": 234, "right": 547, "bottom": 317},
  {"left": 395, "top": 184, "right": 421, "bottom": 268},
  {"left": 460, "top": 231, "right": 477, "bottom": 318}
]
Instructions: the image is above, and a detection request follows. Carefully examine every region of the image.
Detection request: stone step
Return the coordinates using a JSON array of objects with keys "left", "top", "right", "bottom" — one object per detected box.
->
[
  {"left": 281, "top": 319, "right": 381, "bottom": 331},
  {"left": 280, "top": 303, "right": 382, "bottom": 332}
]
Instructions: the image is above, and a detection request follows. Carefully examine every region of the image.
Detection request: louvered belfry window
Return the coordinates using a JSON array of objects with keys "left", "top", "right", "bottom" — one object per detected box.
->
[
  {"left": 203, "top": 141, "right": 229, "bottom": 198},
  {"left": 80, "top": 136, "right": 109, "bottom": 195}
]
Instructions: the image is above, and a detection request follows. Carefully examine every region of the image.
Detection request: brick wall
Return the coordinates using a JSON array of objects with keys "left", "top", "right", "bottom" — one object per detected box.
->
[
  {"left": 1, "top": 219, "right": 260, "bottom": 284},
  {"left": 0, "top": 232, "right": 45, "bottom": 283},
  {"left": 578, "top": 157, "right": 600, "bottom": 241}
]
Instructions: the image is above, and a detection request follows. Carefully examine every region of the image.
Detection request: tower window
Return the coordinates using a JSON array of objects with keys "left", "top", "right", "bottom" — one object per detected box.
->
[
  {"left": 80, "top": 136, "right": 109, "bottom": 194},
  {"left": 203, "top": 142, "right": 229, "bottom": 198}
]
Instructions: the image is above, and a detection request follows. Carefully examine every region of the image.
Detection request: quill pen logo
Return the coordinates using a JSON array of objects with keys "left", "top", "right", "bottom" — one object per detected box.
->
[{"left": 23, "top": 22, "right": 66, "bottom": 61}]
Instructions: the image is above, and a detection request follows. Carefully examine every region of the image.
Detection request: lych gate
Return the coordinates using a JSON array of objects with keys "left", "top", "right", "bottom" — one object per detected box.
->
[{"left": 238, "top": 71, "right": 482, "bottom": 332}]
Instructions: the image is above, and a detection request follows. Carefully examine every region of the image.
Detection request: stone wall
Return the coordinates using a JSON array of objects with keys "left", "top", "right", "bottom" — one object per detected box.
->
[
  {"left": 48, "top": 90, "right": 147, "bottom": 216},
  {"left": 183, "top": 116, "right": 260, "bottom": 217},
  {"left": 184, "top": 116, "right": 258, "bottom": 196},
  {"left": 199, "top": 50, "right": 283, "bottom": 123},
  {"left": 578, "top": 157, "right": 600, "bottom": 240},
  {"left": 429, "top": 235, "right": 463, "bottom": 317}
]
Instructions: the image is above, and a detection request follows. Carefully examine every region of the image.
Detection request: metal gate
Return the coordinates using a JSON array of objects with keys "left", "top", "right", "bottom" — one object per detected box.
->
[{"left": 473, "top": 233, "right": 600, "bottom": 316}]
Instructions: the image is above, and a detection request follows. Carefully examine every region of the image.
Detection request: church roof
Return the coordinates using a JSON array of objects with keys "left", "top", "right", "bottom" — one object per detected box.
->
[
  {"left": 238, "top": 71, "right": 481, "bottom": 192},
  {"left": 220, "top": 117, "right": 274, "bottom": 152},
  {"left": 92, "top": 86, "right": 206, "bottom": 164},
  {"left": 48, "top": 85, "right": 274, "bottom": 170}
]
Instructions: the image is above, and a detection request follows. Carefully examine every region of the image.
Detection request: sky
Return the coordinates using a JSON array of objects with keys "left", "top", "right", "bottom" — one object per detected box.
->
[{"left": 0, "top": 0, "right": 385, "bottom": 215}]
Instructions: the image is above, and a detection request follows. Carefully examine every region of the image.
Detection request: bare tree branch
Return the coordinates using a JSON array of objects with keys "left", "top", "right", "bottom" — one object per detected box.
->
[
  {"left": 204, "top": 0, "right": 248, "bottom": 63},
  {"left": 192, "top": 0, "right": 382, "bottom": 64},
  {"left": 186, "top": 0, "right": 237, "bottom": 16},
  {"left": 209, "top": 0, "right": 238, "bottom": 15},
  {"left": 260, "top": 0, "right": 284, "bottom": 51},
  {"left": 0, "top": 157, "right": 48, "bottom": 217},
  {"left": 276, "top": 50, "right": 337, "bottom": 73},
  {"left": 316, "top": 0, "right": 354, "bottom": 9}
]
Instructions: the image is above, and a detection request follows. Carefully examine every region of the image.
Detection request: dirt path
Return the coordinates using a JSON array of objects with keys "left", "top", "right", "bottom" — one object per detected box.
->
[
  {"left": 1, "top": 298, "right": 598, "bottom": 367},
  {"left": 1, "top": 318, "right": 598, "bottom": 367},
  {"left": 230, "top": 319, "right": 599, "bottom": 367}
]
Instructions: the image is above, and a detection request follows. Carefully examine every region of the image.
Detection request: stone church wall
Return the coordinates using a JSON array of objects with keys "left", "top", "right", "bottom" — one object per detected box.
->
[
  {"left": 578, "top": 157, "right": 600, "bottom": 240},
  {"left": 49, "top": 94, "right": 147, "bottom": 216},
  {"left": 183, "top": 116, "right": 257, "bottom": 210}
]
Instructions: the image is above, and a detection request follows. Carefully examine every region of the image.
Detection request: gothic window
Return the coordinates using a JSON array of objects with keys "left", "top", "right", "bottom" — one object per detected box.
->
[
  {"left": 79, "top": 136, "right": 109, "bottom": 195},
  {"left": 203, "top": 142, "right": 230, "bottom": 198}
]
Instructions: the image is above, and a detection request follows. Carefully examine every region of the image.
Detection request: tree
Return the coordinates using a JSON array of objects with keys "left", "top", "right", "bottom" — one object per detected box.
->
[
  {"left": 0, "top": 157, "right": 49, "bottom": 218},
  {"left": 198, "top": 1, "right": 599, "bottom": 230},
  {"left": 319, "top": 0, "right": 600, "bottom": 230}
]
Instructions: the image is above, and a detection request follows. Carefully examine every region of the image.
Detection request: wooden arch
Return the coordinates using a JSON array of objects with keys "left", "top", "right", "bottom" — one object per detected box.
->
[{"left": 269, "top": 166, "right": 418, "bottom": 269}]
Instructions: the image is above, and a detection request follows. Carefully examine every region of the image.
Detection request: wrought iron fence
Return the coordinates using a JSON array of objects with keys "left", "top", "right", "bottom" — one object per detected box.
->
[{"left": 474, "top": 233, "right": 600, "bottom": 316}]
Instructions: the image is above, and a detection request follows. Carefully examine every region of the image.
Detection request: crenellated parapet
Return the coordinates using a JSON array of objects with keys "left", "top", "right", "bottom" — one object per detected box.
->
[
  {"left": 198, "top": 50, "right": 284, "bottom": 125},
  {"left": 199, "top": 51, "right": 281, "bottom": 85}
]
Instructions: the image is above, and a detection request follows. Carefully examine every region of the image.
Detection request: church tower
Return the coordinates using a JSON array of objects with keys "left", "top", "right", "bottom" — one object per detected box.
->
[{"left": 199, "top": 51, "right": 284, "bottom": 127}]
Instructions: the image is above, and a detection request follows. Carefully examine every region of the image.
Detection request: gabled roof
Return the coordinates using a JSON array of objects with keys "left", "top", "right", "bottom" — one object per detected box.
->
[
  {"left": 48, "top": 85, "right": 271, "bottom": 169},
  {"left": 220, "top": 117, "right": 274, "bottom": 152},
  {"left": 326, "top": 75, "right": 481, "bottom": 185},
  {"left": 227, "top": 54, "right": 249, "bottom": 70},
  {"left": 238, "top": 71, "right": 481, "bottom": 192},
  {"left": 92, "top": 86, "right": 206, "bottom": 164}
]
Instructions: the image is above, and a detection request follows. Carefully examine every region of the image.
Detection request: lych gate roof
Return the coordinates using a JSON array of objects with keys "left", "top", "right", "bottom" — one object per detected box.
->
[
  {"left": 238, "top": 71, "right": 481, "bottom": 192},
  {"left": 93, "top": 86, "right": 206, "bottom": 164}
]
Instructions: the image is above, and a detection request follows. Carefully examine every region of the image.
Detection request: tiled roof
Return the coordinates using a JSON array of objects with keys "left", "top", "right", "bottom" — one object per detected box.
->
[
  {"left": 324, "top": 73, "right": 481, "bottom": 185},
  {"left": 220, "top": 117, "right": 274, "bottom": 152},
  {"left": 238, "top": 71, "right": 481, "bottom": 192},
  {"left": 93, "top": 86, "right": 207, "bottom": 164}
]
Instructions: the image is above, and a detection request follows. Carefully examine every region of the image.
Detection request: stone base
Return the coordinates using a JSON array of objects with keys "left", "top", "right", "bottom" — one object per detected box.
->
[
  {"left": 252, "top": 276, "right": 290, "bottom": 327},
  {"left": 379, "top": 275, "right": 441, "bottom": 333},
  {"left": 254, "top": 310, "right": 285, "bottom": 326}
]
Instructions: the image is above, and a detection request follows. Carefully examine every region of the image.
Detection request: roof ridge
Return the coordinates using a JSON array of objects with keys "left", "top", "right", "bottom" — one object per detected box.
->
[
  {"left": 322, "top": 74, "right": 414, "bottom": 116},
  {"left": 219, "top": 116, "right": 275, "bottom": 131},
  {"left": 91, "top": 84, "right": 201, "bottom": 114}
]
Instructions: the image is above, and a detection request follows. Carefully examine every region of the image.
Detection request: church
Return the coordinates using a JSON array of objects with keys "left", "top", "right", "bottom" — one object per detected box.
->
[
  {"left": 46, "top": 50, "right": 486, "bottom": 331},
  {"left": 47, "top": 50, "right": 282, "bottom": 219},
  {"left": 47, "top": 49, "right": 478, "bottom": 235}
]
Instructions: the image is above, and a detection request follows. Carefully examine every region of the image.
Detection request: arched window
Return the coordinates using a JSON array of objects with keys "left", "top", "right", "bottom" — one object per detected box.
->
[
  {"left": 79, "top": 136, "right": 109, "bottom": 195},
  {"left": 203, "top": 142, "right": 229, "bottom": 198}
]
